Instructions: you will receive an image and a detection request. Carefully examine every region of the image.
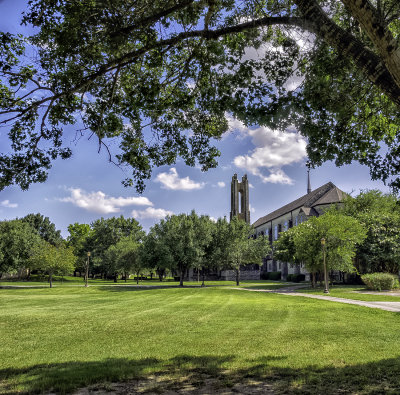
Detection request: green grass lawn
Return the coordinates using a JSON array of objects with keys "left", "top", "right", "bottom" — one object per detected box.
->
[
  {"left": 1, "top": 284, "right": 400, "bottom": 394},
  {"left": 295, "top": 284, "right": 400, "bottom": 302}
]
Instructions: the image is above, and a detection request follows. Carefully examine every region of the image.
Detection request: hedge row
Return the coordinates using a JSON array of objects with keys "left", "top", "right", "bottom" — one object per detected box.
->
[
  {"left": 361, "top": 272, "right": 400, "bottom": 291},
  {"left": 261, "top": 271, "right": 282, "bottom": 280},
  {"left": 287, "top": 273, "right": 306, "bottom": 283}
]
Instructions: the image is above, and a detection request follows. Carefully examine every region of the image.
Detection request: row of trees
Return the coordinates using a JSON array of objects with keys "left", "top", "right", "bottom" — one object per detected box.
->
[
  {"left": 67, "top": 212, "right": 270, "bottom": 286},
  {"left": 273, "top": 190, "right": 400, "bottom": 286},
  {"left": 0, "top": 211, "right": 270, "bottom": 286},
  {"left": 0, "top": 213, "right": 75, "bottom": 286}
]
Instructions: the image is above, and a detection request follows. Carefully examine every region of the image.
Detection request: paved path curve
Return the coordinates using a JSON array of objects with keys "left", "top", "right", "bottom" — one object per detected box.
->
[{"left": 237, "top": 286, "right": 400, "bottom": 313}]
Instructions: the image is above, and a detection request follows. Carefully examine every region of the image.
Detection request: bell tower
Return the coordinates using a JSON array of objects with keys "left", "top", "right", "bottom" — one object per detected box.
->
[{"left": 230, "top": 174, "right": 250, "bottom": 224}]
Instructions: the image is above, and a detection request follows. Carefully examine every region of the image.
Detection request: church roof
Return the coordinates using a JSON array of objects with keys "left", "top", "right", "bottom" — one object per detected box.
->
[{"left": 252, "top": 182, "right": 346, "bottom": 228}]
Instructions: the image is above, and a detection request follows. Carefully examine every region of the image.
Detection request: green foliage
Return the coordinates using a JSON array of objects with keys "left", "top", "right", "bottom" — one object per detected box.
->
[
  {"left": 338, "top": 190, "right": 400, "bottom": 274},
  {"left": 105, "top": 236, "right": 142, "bottom": 282},
  {"left": 87, "top": 216, "right": 145, "bottom": 277},
  {"left": 0, "top": 219, "right": 42, "bottom": 275},
  {"left": 290, "top": 212, "right": 367, "bottom": 275},
  {"left": 268, "top": 271, "right": 282, "bottom": 281},
  {"left": 29, "top": 241, "right": 76, "bottom": 287},
  {"left": 21, "top": 213, "right": 63, "bottom": 246},
  {"left": 149, "top": 211, "right": 214, "bottom": 286},
  {"left": 140, "top": 231, "right": 173, "bottom": 281},
  {"left": 1, "top": 1, "right": 400, "bottom": 191},
  {"left": 286, "top": 273, "right": 305, "bottom": 282},
  {"left": 67, "top": 223, "right": 92, "bottom": 271},
  {"left": 221, "top": 217, "right": 271, "bottom": 285},
  {"left": 361, "top": 272, "right": 400, "bottom": 291},
  {"left": 273, "top": 229, "right": 297, "bottom": 264}
]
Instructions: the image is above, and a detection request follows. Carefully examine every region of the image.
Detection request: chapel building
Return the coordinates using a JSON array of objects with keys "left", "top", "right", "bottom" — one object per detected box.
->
[{"left": 251, "top": 179, "right": 347, "bottom": 280}]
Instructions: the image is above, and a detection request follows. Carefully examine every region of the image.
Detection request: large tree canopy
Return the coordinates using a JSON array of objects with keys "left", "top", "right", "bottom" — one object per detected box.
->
[{"left": 1, "top": 0, "right": 400, "bottom": 191}]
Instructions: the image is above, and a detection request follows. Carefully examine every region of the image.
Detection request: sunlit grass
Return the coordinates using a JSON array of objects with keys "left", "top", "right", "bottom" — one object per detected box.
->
[
  {"left": 296, "top": 284, "right": 400, "bottom": 302},
  {"left": 1, "top": 285, "right": 399, "bottom": 394}
]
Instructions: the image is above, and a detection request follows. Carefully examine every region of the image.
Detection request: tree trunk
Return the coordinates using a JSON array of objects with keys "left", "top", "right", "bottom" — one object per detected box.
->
[
  {"left": 201, "top": 267, "right": 205, "bottom": 287},
  {"left": 312, "top": 272, "right": 316, "bottom": 288},
  {"left": 236, "top": 268, "right": 240, "bottom": 286},
  {"left": 49, "top": 273, "right": 53, "bottom": 288},
  {"left": 114, "top": 273, "right": 118, "bottom": 283},
  {"left": 180, "top": 269, "right": 184, "bottom": 287},
  {"left": 125, "top": 272, "right": 127, "bottom": 283}
]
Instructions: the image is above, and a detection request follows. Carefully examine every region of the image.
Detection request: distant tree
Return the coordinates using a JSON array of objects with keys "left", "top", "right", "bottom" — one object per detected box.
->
[
  {"left": 105, "top": 236, "right": 143, "bottom": 283},
  {"left": 154, "top": 211, "right": 212, "bottom": 286},
  {"left": 140, "top": 231, "right": 172, "bottom": 282},
  {"left": 0, "top": 219, "right": 41, "bottom": 277},
  {"left": 87, "top": 216, "right": 145, "bottom": 278},
  {"left": 21, "top": 213, "right": 63, "bottom": 246},
  {"left": 291, "top": 211, "right": 367, "bottom": 287},
  {"left": 66, "top": 223, "right": 92, "bottom": 275},
  {"left": 273, "top": 230, "right": 298, "bottom": 266},
  {"left": 225, "top": 217, "right": 271, "bottom": 286},
  {"left": 338, "top": 190, "right": 400, "bottom": 274},
  {"left": 30, "top": 242, "right": 76, "bottom": 287},
  {"left": 189, "top": 214, "right": 214, "bottom": 285}
]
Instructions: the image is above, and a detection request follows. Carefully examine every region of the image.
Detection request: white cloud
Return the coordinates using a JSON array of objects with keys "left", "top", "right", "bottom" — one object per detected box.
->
[
  {"left": 229, "top": 117, "right": 307, "bottom": 185},
  {"left": 1, "top": 200, "right": 18, "bottom": 208},
  {"left": 249, "top": 204, "right": 256, "bottom": 214},
  {"left": 132, "top": 207, "right": 173, "bottom": 220},
  {"left": 156, "top": 168, "right": 205, "bottom": 191},
  {"left": 59, "top": 188, "right": 153, "bottom": 214},
  {"left": 217, "top": 181, "right": 226, "bottom": 188}
]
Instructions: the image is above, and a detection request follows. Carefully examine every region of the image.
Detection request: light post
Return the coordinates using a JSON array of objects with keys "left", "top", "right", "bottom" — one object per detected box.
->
[
  {"left": 85, "top": 252, "right": 90, "bottom": 288},
  {"left": 321, "top": 238, "right": 329, "bottom": 294}
]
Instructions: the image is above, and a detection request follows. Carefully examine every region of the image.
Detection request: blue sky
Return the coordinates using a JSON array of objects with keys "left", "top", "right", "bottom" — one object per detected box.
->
[{"left": 0, "top": 0, "right": 390, "bottom": 238}]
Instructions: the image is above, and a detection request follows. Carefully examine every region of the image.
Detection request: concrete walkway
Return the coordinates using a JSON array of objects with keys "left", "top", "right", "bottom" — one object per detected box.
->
[{"left": 238, "top": 285, "right": 400, "bottom": 313}]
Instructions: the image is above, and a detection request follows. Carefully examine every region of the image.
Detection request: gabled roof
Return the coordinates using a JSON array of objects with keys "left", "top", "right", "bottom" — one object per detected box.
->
[
  {"left": 252, "top": 182, "right": 346, "bottom": 228},
  {"left": 313, "top": 186, "right": 346, "bottom": 206}
]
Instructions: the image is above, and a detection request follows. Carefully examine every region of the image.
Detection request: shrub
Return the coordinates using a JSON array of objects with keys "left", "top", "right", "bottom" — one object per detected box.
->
[
  {"left": 287, "top": 274, "right": 305, "bottom": 283},
  {"left": 268, "top": 271, "right": 282, "bottom": 281},
  {"left": 361, "top": 273, "right": 400, "bottom": 291},
  {"left": 260, "top": 272, "right": 269, "bottom": 280}
]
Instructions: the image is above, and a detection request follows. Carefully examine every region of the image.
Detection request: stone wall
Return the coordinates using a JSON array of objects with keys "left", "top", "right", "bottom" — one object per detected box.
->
[{"left": 220, "top": 269, "right": 261, "bottom": 281}]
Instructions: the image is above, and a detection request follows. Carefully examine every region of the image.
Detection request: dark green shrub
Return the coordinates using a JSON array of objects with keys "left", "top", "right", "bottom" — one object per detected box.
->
[
  {"left": 287, "top": 274, "right": 305, "bottom": 282},
  {"left": 361, "top": 273, "right": 400, "bottom": 291},
  {"left": 293, "top": 274, "right": 305, "bottom": 282},
  {"left": 269, "top": 271, "right": 281, "bottom": 280},
  {"left": 261, "top": 272, "right": 269, "bottom": 280}
]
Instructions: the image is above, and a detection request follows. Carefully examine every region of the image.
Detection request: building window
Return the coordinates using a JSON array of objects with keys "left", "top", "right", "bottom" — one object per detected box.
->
[
  {"left": 274, "top": 225, "right": 278, "bottom": 240},
  {"left": 278, "top": 262, "right": 281, "bottom": 270},
  {"left": 295, "top": 217, "right": 298, "bottom": 226},
  {"left": 284, "top": 221, "right": 288, "bottom": 231}
]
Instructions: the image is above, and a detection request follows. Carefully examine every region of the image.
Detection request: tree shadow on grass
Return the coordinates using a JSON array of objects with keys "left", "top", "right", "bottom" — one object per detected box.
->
[{"left": 2, "top": 354, "right": 400, "bottom": 394}]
